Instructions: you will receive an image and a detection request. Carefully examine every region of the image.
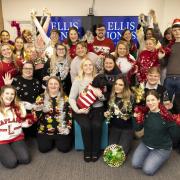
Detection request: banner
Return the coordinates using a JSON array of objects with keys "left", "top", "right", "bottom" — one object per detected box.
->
[{"left": 46, "top": 16, "right": 138, "bottom": 45}]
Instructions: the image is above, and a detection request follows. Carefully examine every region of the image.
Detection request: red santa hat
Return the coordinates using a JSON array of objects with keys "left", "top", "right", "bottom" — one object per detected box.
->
[{"left": 172, "top": 18, "right": 180, "bottom": 28}]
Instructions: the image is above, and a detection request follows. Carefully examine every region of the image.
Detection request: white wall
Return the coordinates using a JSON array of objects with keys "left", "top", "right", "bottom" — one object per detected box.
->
[{"left": 2, "top": 0, "right": 180, "bottom": 39}]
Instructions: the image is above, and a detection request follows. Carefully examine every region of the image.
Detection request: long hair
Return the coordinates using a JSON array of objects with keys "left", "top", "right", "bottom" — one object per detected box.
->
[
  {"left": 67, "top": 27, "right": 79, "bottom": 47},
  {"left": 110, "top": 76, "right": 132, "bottom": 103},
  {"left": 76, "top": 58, "right": 96, "bottom": 80},
  {"left": 50, "top": 43, "right": 67, "bottom": 75},
  {"left": 13, "top": 36, "right": 25, "bottom": 59},
  {"left": 0, "top": 43, "right": 19, "bottom": 71},
  {"left": 0, "top": 85, "right": 20, "bottom": 115},
  {"left": 46, "top": 76, "right": 64, "bottom": 97}
]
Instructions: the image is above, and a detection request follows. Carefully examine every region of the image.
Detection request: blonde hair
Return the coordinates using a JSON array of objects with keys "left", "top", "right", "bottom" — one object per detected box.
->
[
  {"left": 0, "top": 43, "right": 19, "bottom": 71},
  {"left": 76, "top": 58, "right": 96, "bottom": 80},
  {"left": 147, "top": 66, "right": 161, "bottom": 75},
  {"left": 146, "top": 37, "right": 157, "bottom": 45},
  {"left": 115, "top": 40, "right": 129, "bottom": 58}
]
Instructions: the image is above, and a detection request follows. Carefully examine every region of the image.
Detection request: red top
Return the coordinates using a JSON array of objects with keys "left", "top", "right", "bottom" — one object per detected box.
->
[
  {"left": 0, "top": 61, "right": 19, "bottom": 87},
  {"left": 93, "top": 37, "right": 115, "bottom": 55}
]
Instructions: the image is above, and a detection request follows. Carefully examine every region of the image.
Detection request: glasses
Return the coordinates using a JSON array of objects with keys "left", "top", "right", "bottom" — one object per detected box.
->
[{"left": 23, "top": 68, "right": 33, "bottom": 70}]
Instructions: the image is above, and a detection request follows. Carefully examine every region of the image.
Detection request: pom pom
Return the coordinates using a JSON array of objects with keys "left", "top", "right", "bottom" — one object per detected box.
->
[
  {"left": 11, "top": 20, "right": 21, "bottom": 37},
  {"left": 103, "top": 144, "right": 126, "bottom": 167}
]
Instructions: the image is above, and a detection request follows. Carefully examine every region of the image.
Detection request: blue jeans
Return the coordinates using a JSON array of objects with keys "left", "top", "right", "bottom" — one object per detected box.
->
[
  {"left": 164, "top": 76, "right": 180, "bottom": 100},
  {"left": 132, "top": 142, "right": 171, "bottom": 176}
]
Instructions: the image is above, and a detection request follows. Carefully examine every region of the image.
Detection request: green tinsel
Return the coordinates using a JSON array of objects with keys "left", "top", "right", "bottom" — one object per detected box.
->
[{"left": 103, "top": 144, "right": 126, "bottom": 167}]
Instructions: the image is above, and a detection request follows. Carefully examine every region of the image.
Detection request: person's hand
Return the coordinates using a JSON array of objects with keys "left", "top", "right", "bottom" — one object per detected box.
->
[
  {"left": 30, "top": 9, "right": 37, "bottom": 19},
  {"left": 93, "top": 88, "right": 103, "bottom": 98},
  {"left": 104, "top": 111, "right": 110, "bottom": 118},
  {"left": 78, "top": 108, "right": 89, "bottom": 114},
  {"left": 158, "top": 50, "right": 165, "bottom": 59},
  {"left": 43, "top": 76, "right": 50, "bottom": 81},
  {"left": 3, "top": 73, "right": 13, "bottom": 85},
  {"left": 163, "top": 101, "right": 173, "bottom": 110},
  {"left": 43, "top": 8, "right": 51, "bottom": 17}
]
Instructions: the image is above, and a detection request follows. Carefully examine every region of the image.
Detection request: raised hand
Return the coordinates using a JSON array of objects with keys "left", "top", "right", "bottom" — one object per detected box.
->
[{"left": 3, "top": 73, "right": 14, "bottom": 85}]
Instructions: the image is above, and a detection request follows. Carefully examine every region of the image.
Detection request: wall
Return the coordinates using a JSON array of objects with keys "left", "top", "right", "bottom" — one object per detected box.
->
[{"left": 1, "top": 0, "right": 180, "bottom": 40}]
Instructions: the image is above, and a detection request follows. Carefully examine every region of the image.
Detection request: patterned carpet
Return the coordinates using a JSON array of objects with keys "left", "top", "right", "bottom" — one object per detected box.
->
[{"left": 0, "top": 139, "right": 180, "bottom": 180}]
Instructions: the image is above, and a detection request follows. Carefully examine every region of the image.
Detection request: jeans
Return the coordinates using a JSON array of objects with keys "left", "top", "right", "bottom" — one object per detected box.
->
[
  {"left": 132, "top": 142, "right": 171, "bottom": 176},
  {"left": 0, "top": 140, "right": 31, "bottom": 169},
  {"left": 164, "top": 76, "right": 180, "bottom": 100},
  {"left": 109, "top": 126, "right": 134, "bottom": 155}
]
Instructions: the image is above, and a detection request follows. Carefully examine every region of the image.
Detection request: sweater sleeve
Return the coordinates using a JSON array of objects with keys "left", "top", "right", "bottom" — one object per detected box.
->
[
  {"left": 69, "top": 80, "right": 80, "bottom": 113},
  {"left": 32, "top": 16, "right": 50, "bottom": 45}
]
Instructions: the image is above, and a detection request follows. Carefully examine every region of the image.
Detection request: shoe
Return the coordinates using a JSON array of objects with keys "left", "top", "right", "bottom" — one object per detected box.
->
[
  {"left": 92, "top": 156, "right": 99, "bottom": 162},
  {"left": 92, "top": 152, "right": 100, "bottom": 162},
  {"left": 84, "top": 156, "right": 91, "bottom": 162},
  {"left": 84, "top": 152, "right": 91, "bottom": 162}
]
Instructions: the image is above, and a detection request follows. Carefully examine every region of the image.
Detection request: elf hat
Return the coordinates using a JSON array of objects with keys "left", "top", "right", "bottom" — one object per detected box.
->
[{"left": 172, "top": 18, "right": 180, "bottom": 28}]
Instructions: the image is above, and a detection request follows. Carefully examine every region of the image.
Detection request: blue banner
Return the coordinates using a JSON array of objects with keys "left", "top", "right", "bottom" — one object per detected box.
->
[{"left": 47, "top": 16, "right": 138, "bottom": 45}]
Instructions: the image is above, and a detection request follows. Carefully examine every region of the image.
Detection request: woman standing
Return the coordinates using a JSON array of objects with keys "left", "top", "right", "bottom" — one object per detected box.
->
[
  {"left": 104, "top": 76, "right": 134, "bottom": 156},
  {"left": 132, "top": 90, "right": 180, "bottom": 175},
  {"left": 35, "top": 76, "right": 72, "bottom": 153},
  {"left": 0, "top": 85, "right": 32, "bottom": 168}
]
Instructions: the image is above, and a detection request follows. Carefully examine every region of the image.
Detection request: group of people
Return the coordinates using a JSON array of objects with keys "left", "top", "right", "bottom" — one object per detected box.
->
[{"left": 0, "top": 8, "right": 180, "bottom": 176}]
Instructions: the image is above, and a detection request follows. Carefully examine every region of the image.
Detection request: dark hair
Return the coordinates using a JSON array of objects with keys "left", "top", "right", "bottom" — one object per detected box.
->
[
  {"left": 14, "top": 36, "right": 25, "bottom": 58},
  {"left": 50, "top": 29, "right": 60, "bottom": 36},
  {"left": 21, "top": 61, "right": 35, "bottom": 74},
  {"left": 0, "top": 30, "right": 10, "bottom": 36},
  {"left": 67, "top": 27, "right": 79, "bottom": 47},
  {"left": 162, "top": 27, "right": 173, "bottom": 46},
  {"left": 96, "top": 24, "right": 106, "bottom": 29},
  {"left": 55, "top": 42, "right": 67, "bottom": 56},
  {"left": 145, "top": 89, "right": 160, "bottom": 100}
]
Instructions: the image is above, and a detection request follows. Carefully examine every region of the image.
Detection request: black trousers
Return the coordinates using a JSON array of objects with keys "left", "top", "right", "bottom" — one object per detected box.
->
[
  {"left": 37, "top": 133, "right": 72, "bottom": 153},
  {"left": 73, "top": 107, "right": 104, "bottom": 156},
  {"left": 109, "top": 126, "right": 134, "bottom": 155},
  {"left": 0, "top": 140, "right": 31, "bottom": 169}
]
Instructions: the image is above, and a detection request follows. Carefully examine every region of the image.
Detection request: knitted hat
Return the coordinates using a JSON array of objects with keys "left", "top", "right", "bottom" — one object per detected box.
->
[{"left": 172, "top": 18, "right": 180, "bottom": 28}]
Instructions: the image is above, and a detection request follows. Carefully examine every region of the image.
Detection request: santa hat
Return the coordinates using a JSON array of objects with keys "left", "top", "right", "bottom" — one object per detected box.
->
[{"left": 172, "top": 18, "right": 180, "bottom": 28}]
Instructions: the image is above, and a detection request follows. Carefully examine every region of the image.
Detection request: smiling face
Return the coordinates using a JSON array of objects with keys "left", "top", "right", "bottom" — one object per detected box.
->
[
  {"left": 22, "top": 63, "right": 34, "bottom": 79},
  {"left": 104, "top": 57, "right": 115, "bottom": 72},
  {"left": 56, "top": 45, "right": 66, "bottom": 57},
  {"left": 145, "top": 39, "right": 156, "bottom": 51},
  {"left": 1, "top": 88, "right": 15, "bottom": 106},
  {"left": 147, "top": 72, "right": 160, "bottom": 86},
  {"left": 69, "top": 29, "right": 78, "bottom": 43},
  {"left": 117, "top": 43, "right": 127, "bottom": 57},
  {"left": 146, "top": 94, "right": 160, "bottom": 112},
  {"left": 1, "top": 44, "right": 13, "bottom": 59},
  {"left": 122, "top": 30, "right": 132, "bottom": 42},
  {"left": 82, "top": 59, "right": 94, "bottom": 76},
  {"left": 76, "top": 43, "right": 87, "bottom": 57},
  {"left": 47, "top": 78, "right": 60, "bottom": 95},
  {"left": 172, "top": 27, "right": 180, "bottom": 40},
  {"left": 96, "top": 26, "right": 106, "bottom": 39},
  {"left": 1, "top": 31, "right": 10, "bottom": 43},
  {"left": 15, "top": 38, "right": 24, "bottom": 50},
  {"left": 114, "top": 79, "right": 125, "bottom": 95}
]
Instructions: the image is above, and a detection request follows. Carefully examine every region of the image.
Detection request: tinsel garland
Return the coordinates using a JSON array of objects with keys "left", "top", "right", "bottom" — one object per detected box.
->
[
  {"left": 134, "top": 104, "right": 180, "bottom": 125},
  {"left": 11, "top": 21, "right": 21, "bottom": 37},
  {"left": 103, "top": 144, "right": 126, "bottom": 167}
]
